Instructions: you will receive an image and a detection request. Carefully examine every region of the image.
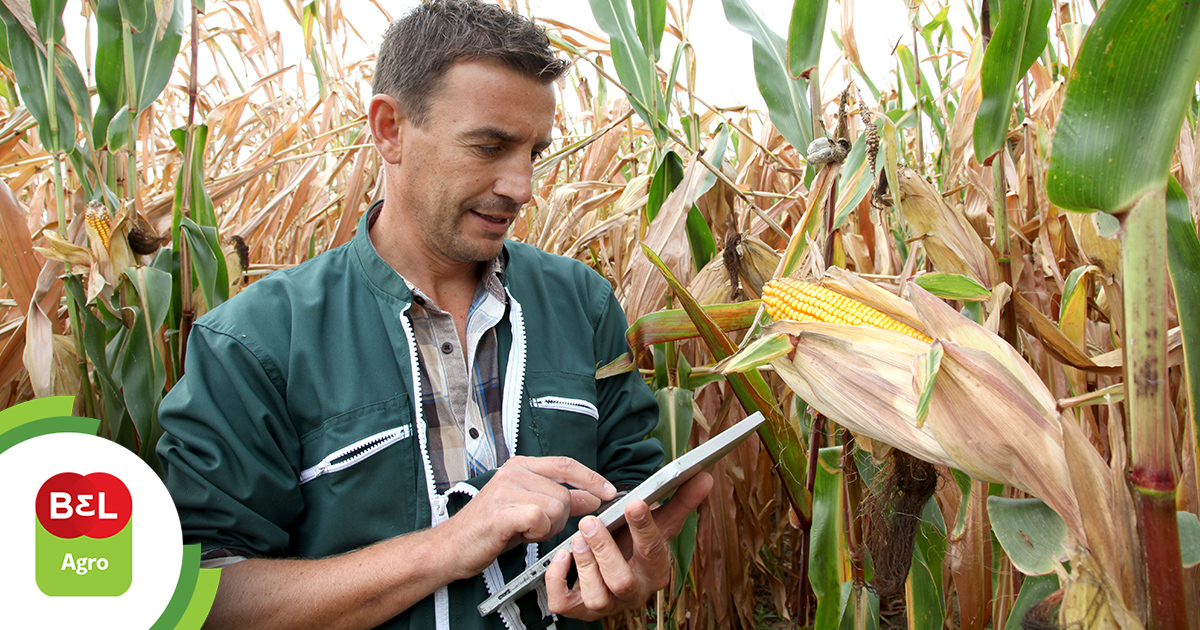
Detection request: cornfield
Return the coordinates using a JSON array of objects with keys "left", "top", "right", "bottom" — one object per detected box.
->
[{"left": 1, "top": 0, "right": 1198, "bottom": 629}]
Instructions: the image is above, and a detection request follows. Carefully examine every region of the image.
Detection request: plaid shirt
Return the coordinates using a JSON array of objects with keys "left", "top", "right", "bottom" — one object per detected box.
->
[{"left": 406, "top": 258, "right": 510, "bottom": 493}]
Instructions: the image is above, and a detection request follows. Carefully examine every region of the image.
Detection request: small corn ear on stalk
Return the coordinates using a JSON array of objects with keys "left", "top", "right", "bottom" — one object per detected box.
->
[
  {"left": 761, "top": 277, "right": 933, "bottom": 342},
  {"left": 85, "top": 202, "right": 112, "bottom": 250}
]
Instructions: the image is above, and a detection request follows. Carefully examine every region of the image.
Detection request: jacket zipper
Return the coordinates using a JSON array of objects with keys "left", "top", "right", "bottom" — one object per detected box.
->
[
  {"left": 529, "top": 396, "right": 600, "bottom": 420},
  {"left": 298, "top": 425, "right": 411, "bottom": 485}
]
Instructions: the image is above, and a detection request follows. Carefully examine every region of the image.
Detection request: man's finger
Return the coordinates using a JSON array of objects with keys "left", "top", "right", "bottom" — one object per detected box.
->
[
  {"left": 544, "top": 548, "right": 574, "bottom": 603},
  {"left": 509, "top": 456, "right": 617, "bottom": 501},
  {"left": 570, "top": 527, "right": 614, "bottom": 610},
  {"left": 568, "top": 489, "right": 602, "bottom": 516},
  {"left": 578, "top": 515, "right": 639, "bottom": 599},
  {"left": 622, "top": 499, "right": 669, "bottom": 570},
  {"left": 650, "top": 472, "right": 714, "bottom": 539}
]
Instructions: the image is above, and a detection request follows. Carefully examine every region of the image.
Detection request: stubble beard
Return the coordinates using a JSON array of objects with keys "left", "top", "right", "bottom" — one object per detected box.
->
[{"left": 425, "top": 196, "right": 521, "bottom": 264}]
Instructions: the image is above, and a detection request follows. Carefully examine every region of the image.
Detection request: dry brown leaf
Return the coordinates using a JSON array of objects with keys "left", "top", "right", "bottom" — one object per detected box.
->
[{"left": 0, "top": 179, "right": 41, "bottom": 313}]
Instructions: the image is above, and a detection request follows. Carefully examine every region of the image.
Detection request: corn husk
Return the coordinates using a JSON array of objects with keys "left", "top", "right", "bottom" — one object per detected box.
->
[{"left": 727, "top": 271, "right": 1141, "bottom": 609}]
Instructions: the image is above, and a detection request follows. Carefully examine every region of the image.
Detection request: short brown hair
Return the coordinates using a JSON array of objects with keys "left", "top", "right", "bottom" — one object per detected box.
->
[{"left": 372, "top": 0, "right": 569, "bottom": 126}]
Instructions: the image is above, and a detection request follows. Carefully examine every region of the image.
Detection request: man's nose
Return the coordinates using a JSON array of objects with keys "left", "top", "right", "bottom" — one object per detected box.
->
[{"left": 494, "top": 154, "right": 534, "bottom": 205}]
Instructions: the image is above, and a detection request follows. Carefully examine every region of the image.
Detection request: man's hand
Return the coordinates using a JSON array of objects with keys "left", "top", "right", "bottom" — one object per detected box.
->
[
  {"left": 544, "top": 471, "right": 714, "bottom": 621},
  {"left": 441, "top": 456, "right": 618, "bottom": 580}
]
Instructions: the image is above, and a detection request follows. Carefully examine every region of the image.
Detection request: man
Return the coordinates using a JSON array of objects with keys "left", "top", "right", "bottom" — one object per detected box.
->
[{"left": 155, "top": 1, "right": 712, "bottom": 629}]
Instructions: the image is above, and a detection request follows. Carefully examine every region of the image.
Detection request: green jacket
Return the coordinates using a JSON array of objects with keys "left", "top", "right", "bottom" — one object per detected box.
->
[{"left": 156, "top": 211, "right": 663, "bottom": 630}]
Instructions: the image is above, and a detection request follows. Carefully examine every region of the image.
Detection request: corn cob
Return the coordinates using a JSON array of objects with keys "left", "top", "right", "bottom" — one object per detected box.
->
[
  {"left": 762, "top": 278, "right": 932, "bottom": 342},
  {"left": 85, "top": 203, "right": 112, "bottom": 250}
]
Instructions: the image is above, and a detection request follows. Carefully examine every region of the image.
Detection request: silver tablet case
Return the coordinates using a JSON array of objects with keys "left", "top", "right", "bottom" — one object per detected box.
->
[{"left": 477, "top": 411, "right": 766, "bottom": 617}]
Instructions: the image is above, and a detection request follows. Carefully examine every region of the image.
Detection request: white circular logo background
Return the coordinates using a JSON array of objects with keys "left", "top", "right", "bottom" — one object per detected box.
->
[{"left": 0, "top": 432, "right": 183, "bottom": 629}]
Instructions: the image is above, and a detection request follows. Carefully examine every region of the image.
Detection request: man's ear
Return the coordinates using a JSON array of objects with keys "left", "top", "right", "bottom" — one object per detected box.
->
[{"left": 368, "top": 94, "right": 406, "bottom": 164}]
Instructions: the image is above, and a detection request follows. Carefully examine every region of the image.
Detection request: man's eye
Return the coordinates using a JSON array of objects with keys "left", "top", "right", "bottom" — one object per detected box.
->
[
  {"left": 531, "top": 149, "right": 545, "bottom": 162},
  {"left": 476, "top": 146, "right": 501, "bottom": 157}
]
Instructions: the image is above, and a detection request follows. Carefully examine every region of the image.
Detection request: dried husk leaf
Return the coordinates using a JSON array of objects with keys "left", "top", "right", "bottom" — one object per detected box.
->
[
  {"left": 907, "top": 282, "right": 1055, "bottom": 410},
  {"left": 21, "top": 299, "right": 53, "bottom": 397},
  {"left": 1060, "top": 549, "right": 1145, "bottom": 630},
  {"left": 35, "top": 229, "right": 92, "bottom": 267},
  {"left": 1061, "top": 414, "right": 1143, "bottom": 613},
  {"left": 765, "top": 321, "right": 956, "bottom": 466},
  {"left": 735, "top": 235, "right": 779, "bottom": 298},
  {"left": 925, "top": 342, "right": 1084, "bottom": 540},
  {"left": 1066, "top": 211, "right": 1122, "bottom": 275},
  {"left": 895, "top": 166, "right": 998, "bottom": 286}
]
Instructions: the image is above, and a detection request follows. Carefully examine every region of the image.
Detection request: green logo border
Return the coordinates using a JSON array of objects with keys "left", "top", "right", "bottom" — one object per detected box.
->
[{"left": 0, "top": 396, "right": 220, "bottom": 629}]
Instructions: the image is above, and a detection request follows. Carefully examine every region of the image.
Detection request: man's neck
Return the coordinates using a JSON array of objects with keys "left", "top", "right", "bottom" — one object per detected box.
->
[{"left": 369, "top": 204, "right": 483, "bottom": 312}]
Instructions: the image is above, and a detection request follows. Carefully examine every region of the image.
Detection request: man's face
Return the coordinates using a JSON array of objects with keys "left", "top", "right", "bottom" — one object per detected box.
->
[{"left": 393, "top": 59, "right": 557, "bottom": 264}]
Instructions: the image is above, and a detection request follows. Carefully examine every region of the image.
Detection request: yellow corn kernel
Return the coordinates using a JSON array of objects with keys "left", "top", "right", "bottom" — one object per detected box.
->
[
  {"left": 85, "top": 203, "right": 112, "bottom": 250},
  {"left": 762, "top": 278, "right": 932, "bottom": 342}
]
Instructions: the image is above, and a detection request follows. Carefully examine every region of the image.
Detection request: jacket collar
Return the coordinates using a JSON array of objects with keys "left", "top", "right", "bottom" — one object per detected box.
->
[{"left": 352, "top": 201, "right": 413, "bottom": 302}]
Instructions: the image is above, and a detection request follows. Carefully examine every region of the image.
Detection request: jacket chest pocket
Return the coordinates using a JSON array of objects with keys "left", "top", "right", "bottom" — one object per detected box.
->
[
  {"left": 525, "top": 373, "right": 600, "bottom": 470},
  {"left": 295, "top": 394, "right": 420, "bottom": 558}
]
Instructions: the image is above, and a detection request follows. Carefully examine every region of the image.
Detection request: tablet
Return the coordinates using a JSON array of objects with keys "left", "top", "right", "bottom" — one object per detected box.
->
[{"left": 477, "top": 411, "right": 766, "bottom": 617}]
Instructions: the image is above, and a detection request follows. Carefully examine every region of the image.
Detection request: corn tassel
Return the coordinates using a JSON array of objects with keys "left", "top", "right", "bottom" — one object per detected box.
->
[
  {"left": 762, "top": 278, "right": 933, "bottom": 342},
  {"left": 85, "top": 202, "right": 112, "bottom": 250}
]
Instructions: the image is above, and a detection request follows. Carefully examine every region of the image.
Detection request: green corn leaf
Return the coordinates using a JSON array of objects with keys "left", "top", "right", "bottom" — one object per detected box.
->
[
  {"left": 1180, "top": 511, "right": 1200, "bottom": 568},
  {"left": 631, "top": 0, "right": 665, "bottom": 62},
  {"left": 652, "top": 386, "right": 694, "bottom": 464},
  {"left": 896, "top": 44, "right": 943, "bottom": 134},
  {"left": 179, "top": 217, "right": 219, "bottom": 310},
  {"left": 720, "top": 333, "right": 794, "bottom": 373},
  {"left": 973, "top": 0, "right": 1052, "bottom": 163},
  {"left": 1046, "top": 0, "right": 1200, "bottom": 214},
  {"left": 117, "top": 266, "right": 171, "bottom": 457},
  {"left": 1166, "top": 178, "right": 1200, "bottom": 463},
  {"left": 837, "top": 582, "right": 878, "bottom": 630},
  {"left": 697, "top": 123, "right": 730, "bottom": 196},
  {"left": 624, "top": 301, "right": 760, "bottom": 359},
  {"left": 55, "top": 47, "right": 91, "bottom": 136},
  {"left": 684, "top": 206, "right": 715, "bottom": 272},
  {"left": 668, "top": 510, "right": 698, "bottom": 595},
  {"left": 832, "top": 136, "right": 869, "bottom": 230},
  {"left": 722, "top": 0, "right": 812, "bottom": 150},
  {"left": 786, "top": 0, "right": 828, "bottom": 79},
  {"left": 951, "top": 469, "right": 973, "bottom": 536},
  {"left": 0, "top": 0, "right": 79, "bottom": 152},
  {"left": 1004, "top": 574, "right": 1060, "bottom": 630},
  {"left": 117, "top": 0, "right": 147, "bottom": 32},
  {"left": 64, "top": 275, "right": 124, "bottom": 434},
  {"left": 647, "top": 150, "right": 683, "bottom": 223},
  {"left": 589, "top": 0, "right": 668, "bottom": 142},
  {"left": 92, "top": 0, "right": 123, "bottom": 147},
  {"left": 910, "top": 498, "right": 947, "bottom": 630},
  {"left": 104, "top": 326, "right": 137, "bottom": 450},
  {"left": 914, "top": 273, "right": 992, "bottom": 302},
  {"left": 810, "top": 446, "right": 843, "bottom": 630},
  {"left": 913, "top": 342, "right": 944, "bottom": 428},
  {"left": 987, "top": 497, "right": 1068, "bottom": 575},
  {"left": 95, "top": 0, "right": 185, "bottom": 149}
]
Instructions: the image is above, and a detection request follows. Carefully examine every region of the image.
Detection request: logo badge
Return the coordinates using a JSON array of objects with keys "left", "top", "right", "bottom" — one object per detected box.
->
[{"left": 35, "top": 472, "right": 133, "bottom": 596}]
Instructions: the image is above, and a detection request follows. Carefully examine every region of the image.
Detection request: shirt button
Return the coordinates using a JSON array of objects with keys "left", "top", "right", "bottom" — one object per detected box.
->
[
  {"left": 440, "top": 342, "right": 453, "bottom": 354},
  {"left": 412, "top": 295, "right": 425, "bottom": 306},
  {"left": 469, "top": 427, "right": 480, "bottom": 439}
]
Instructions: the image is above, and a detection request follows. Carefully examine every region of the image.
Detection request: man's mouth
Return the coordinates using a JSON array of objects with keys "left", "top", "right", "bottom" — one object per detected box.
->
[{"left": 472, "top": 210, "right": 512, "bottom": 225}]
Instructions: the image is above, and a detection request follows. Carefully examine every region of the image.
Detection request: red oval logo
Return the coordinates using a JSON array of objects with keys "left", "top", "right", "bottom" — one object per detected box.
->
[{"left": 35, "top": 472, "right": 132, "bottom": 539}]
